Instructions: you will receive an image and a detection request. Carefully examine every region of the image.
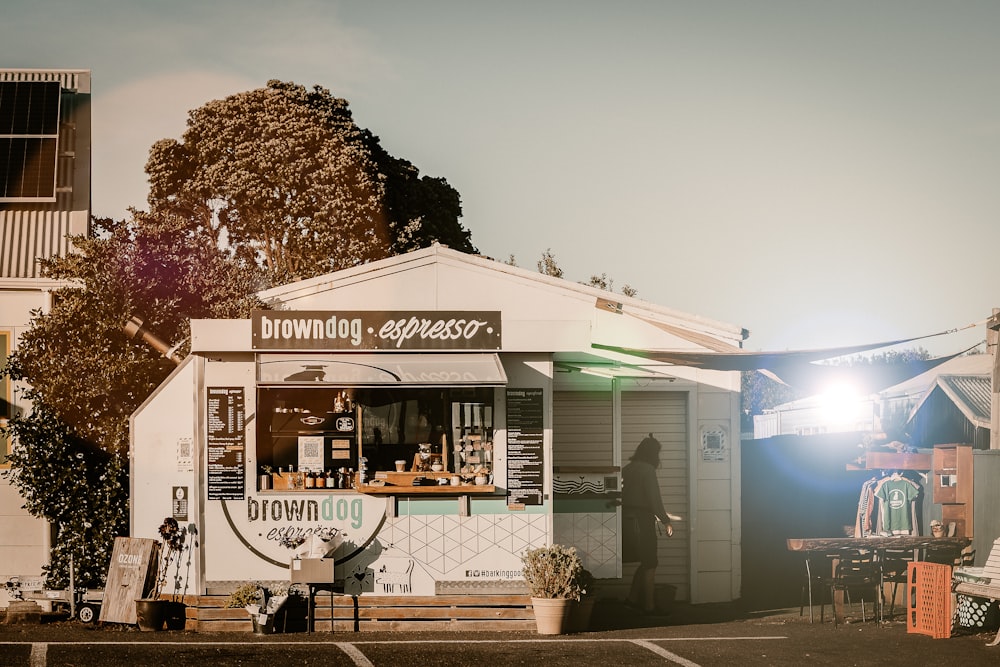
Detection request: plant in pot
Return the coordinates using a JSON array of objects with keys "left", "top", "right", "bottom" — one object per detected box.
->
[
  {"left": 520, "top": 544, "right": 584, "bottom": 635},
  {"left": 226, "top": 581, "right": 266, "bottom": 633},
  {"left": 135, "top": 517, "right": 191, "bottom": 631},
  {"left": 226, "top": 581, "right": 299, "bottom": 634}
]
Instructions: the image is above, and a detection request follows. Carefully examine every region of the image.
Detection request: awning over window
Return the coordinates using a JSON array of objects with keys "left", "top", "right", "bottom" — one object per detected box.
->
[{"left": 257, "top": 353, "right": 507, "bottom": 386}]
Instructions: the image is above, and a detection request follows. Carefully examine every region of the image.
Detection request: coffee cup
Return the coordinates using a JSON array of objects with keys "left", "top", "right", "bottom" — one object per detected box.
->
[{"left": 395, "top": 460, "right": 406, "bottom": 472}]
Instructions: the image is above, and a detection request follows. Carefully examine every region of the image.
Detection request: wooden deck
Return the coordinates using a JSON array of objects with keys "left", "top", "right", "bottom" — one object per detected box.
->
[{"left": 184, "top": 593, "right": 537, "bottom": 632}]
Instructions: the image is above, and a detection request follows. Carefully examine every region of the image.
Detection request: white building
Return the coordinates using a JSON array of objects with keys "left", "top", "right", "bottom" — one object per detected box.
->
[
  {"left": 130, "top": 245, "right": 747, "bottom": 604},
  {"left": 751, "top": 354, "right": 990, "bottom": 441},
  {"left": 1, "top": 69, "right": 91, "bottom": 606}
]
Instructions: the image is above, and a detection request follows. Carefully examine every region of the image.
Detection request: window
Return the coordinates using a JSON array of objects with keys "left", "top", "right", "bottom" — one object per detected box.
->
[
  {"left": 0, "top": 81, "right": 61, "bottom": 201},
  {"left": 255, "top": 385, "right": 495, "bottom": 487}
]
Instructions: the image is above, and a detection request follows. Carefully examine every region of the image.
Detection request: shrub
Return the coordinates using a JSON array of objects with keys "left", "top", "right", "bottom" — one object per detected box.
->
[{"left": 520, "top": 544, "right": 584, "bottom": 600}]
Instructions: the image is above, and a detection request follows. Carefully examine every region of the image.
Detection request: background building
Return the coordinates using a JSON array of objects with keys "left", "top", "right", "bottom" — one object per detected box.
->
[{"left": 0, "top": 68, "right": 91, "bottom": 606}]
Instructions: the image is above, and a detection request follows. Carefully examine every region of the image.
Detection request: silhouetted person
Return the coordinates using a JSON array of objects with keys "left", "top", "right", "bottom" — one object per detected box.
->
[{"left": 622, "top": 433, "right": 673, "bottom": 613}]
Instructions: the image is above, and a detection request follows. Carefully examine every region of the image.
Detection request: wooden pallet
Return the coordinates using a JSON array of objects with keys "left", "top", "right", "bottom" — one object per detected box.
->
[{"left": 185, "top": 593, "right": 536, "bottom": 633}]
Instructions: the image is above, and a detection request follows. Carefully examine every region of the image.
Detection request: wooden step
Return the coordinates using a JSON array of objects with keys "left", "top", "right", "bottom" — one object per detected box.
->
[{"left": 186, "top": 593, "right": 536, "bottom": 633}]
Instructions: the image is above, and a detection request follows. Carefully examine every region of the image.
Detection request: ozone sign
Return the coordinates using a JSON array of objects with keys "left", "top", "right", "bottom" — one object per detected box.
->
[{"left": 252, "top": 310, "right": 501, "bottom": 351}]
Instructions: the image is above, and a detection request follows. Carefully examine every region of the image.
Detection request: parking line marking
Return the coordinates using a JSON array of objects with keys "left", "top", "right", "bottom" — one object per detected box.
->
[
  {"left": 631, "top": 639, "right": 701, "bottom": 666},
  {"left": 30, "top": 643, "right": 46, "bottom": 667},
  {"left": 336, "top": 641, "right": 375, "bottom": 666}
]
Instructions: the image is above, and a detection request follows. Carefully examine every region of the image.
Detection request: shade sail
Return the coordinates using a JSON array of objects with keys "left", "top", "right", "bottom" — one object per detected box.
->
[
  {"left": 591, "top": 343, "right": 973, "bottom": 394},
  {"left": 592, "top": 335, "right": 953, "bottom": 371},
  {"left": 257, "top": 353, "right": 507, "bottom": 386}
]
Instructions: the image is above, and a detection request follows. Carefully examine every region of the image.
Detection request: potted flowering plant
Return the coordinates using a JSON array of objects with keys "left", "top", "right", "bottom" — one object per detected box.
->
[
  {"left": 135, "top": 517, "right": 192, "bottom": 631},
  {"left": 226, "top": 581, "right": 300, "bottom": 634},
  {"left": 520, "top": 544, "right": 585, "bottom": 635}
]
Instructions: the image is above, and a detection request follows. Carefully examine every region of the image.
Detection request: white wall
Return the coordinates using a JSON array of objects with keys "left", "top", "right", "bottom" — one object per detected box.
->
[
  {"left": 130, "top": 357, "right": 201, "bottom": 598},
  {"left": 0, "top": 287, "right": 52, "bottom": 608}
]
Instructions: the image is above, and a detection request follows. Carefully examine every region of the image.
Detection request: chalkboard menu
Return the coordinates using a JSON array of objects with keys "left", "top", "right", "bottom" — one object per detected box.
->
[
  {"left": 207, "top": 387, "right": 246, "bottom": 500},
  {"left": 506, "top": 388, "right": 544, "bottom": 506}
]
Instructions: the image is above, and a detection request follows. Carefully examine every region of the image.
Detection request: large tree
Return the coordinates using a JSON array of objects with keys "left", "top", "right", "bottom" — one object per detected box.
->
[
  {"left": 146, "top": 80, "right": 475, "bottom": 282},
  {"left": 4, "top": 80, "right": 477, "bottom": 585},
  {"left": 1, "top": 213, "right": 264, "bottom": 587}
]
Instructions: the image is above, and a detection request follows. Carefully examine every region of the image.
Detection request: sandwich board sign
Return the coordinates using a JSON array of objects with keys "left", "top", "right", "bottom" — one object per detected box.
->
[{"left": 99, "top": 537, "right": 159, "bottom": 624}]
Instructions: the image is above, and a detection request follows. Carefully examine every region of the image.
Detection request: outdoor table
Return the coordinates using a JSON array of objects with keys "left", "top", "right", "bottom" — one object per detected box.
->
[{"left": 787, "top": 536, "right": 971, "bottom": 624}]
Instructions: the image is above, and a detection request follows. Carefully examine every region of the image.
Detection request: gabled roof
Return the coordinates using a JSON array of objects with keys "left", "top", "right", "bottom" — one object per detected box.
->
[
  {"left": 909, "top": 374, "right": 991, "bottom": 429},
  {"left": 879, "top": 354, "right": 991, "bottom": 400},
  {"left": 258, "top": 243, "right": 748, "bottom": 349}
]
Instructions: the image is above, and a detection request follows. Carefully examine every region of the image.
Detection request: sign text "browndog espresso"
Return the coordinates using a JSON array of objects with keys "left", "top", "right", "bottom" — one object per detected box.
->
[{"left": 251, "top": 310, "right": 502, "bottom": 351}]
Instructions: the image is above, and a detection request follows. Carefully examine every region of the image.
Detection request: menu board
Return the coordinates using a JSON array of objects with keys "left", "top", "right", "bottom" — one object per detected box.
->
[
  {"left": 506, "top": 388, "right": 544, "bottom": 506},
  {"left": 207, "top": 387, "right": 246, "bottom": 500}
]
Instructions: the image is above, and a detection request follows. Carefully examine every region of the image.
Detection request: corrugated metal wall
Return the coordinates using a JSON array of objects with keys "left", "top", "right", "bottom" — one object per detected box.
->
[
  {"left": 552, "top": 389, "right": 691, "bottom": 597},
  {"left": 973, "top": 450, "right": 1000, "bottom": 558},
  {"left": 622, "top": 391, "right": 690, "bottom": 595},
  {"left": 0, "top": 209, "right": 77, "bottom": 278},
  {"left": 552, "top": 390, "right": 614, "bottom": 467}
]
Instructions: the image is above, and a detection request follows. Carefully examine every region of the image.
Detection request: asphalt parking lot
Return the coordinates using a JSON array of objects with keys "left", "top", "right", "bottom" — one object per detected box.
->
[{"left": 2, "top": 600, "right": 999, "bottom": 666}]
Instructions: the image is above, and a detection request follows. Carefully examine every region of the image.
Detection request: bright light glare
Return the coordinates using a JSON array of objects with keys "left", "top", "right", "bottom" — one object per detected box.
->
[{"left": 818, "top": 382, "right": 863, "bottom": 425}]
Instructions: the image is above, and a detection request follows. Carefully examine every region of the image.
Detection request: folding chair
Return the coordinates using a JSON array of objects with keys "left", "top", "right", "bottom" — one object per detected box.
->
[
  {"left": 799, "top": 556, "right": 831, "bottom": 623},
  {"left": 829, "top": 550, "right": 881, "bottom": 625},
  {"left": 879, "top": 548, "right": 915, "bottom": 621}
]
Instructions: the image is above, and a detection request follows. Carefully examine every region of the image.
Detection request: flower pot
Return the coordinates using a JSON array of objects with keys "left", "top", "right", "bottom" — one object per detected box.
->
[
  {"left": 164, "top": 601, "right": 187, "bottom": 630},
  {"left": 135, "top": 598, "right": 169, "bottom": 631},
  {"left": 265, "top": 595, "right": 288, "bottom": 614},
  {"left": 251, "top": 611, "right": 276, "bottom": 635},
  {"left": 530, "top": 597, "right": 574, "bottom": 635}
]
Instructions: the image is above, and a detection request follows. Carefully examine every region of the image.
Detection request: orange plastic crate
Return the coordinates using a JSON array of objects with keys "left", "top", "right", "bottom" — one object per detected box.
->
[{"left": 907, "top": 561, "right": 952, "bottom": 639}]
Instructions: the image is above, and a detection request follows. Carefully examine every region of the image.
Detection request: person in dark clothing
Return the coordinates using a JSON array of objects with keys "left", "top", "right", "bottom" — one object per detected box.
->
[{"left": 622, "top": 433, "right": 673, "bottom": 613}]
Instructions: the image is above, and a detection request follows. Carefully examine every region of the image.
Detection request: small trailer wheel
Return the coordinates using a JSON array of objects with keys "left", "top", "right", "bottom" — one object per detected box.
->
[{"left": 78, "top": 604, "right": 97, "bottom": 623}]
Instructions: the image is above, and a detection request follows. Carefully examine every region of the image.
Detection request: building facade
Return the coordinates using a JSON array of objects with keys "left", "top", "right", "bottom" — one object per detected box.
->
[
  {"left": 131, "top": 245, "right": 746, "bottom": 604},
  {"left": 0, "top": 69, "right": 91, "bottom": 606}
]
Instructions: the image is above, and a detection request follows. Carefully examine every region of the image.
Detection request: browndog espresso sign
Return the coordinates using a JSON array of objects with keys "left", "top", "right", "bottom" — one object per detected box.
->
[{"left": 252, "top": 310, "right": 502, "bottom": 351}]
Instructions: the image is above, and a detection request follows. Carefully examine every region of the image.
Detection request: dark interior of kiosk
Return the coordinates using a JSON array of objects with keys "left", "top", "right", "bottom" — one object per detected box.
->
[{"left": 256, "top": 386, "right": 494, "bottom": 483}]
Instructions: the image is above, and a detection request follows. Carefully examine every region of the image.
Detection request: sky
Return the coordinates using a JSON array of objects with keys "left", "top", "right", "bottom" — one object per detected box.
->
[{"left": 5, "top": 1, "right": 999, "bottom": 357}]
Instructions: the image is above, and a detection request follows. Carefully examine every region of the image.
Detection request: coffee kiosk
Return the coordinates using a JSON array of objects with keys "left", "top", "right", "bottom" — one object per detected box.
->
[{"left": 130, "top": 245, "right": 745, "bottom": 605}]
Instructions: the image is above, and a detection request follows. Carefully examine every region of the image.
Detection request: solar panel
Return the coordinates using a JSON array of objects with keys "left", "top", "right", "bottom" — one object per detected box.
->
[{"left": 0, "top": 81, "right": 61, "bottom": 201}]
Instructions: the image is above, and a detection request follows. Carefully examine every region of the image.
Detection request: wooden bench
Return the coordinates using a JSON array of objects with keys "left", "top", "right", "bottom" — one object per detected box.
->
[{"left": 953, "top": 537, "right": 1000, "bottom": 646}]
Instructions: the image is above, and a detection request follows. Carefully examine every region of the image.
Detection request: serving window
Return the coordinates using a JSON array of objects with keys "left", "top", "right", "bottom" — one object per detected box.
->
[
  {"left": 254, "top": 353, "right": 504, "bottom": 492},
  {"left": 255, "top": 385, "right": 496, "bottom": 491}
]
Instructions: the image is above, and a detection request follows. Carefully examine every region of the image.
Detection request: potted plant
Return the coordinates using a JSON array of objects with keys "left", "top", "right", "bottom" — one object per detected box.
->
[
  {"left": 226, "top": 581, "right": 299, "bottom": 634},
  {"left": 226, "top": 581, "right": 265, "bottom": 632},
  {"left": 135, "top": 517, "right": 190, "bottom": 631},
  {"left": 520, "top": 544, "right": 585, "bottom": 634}
]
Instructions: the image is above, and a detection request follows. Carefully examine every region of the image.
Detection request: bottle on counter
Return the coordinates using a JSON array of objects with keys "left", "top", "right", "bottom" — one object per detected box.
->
[{"left": 305, "top": 470, "right": 316, "bottom": 488}]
